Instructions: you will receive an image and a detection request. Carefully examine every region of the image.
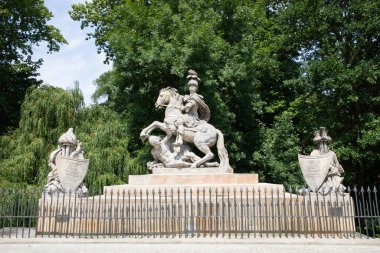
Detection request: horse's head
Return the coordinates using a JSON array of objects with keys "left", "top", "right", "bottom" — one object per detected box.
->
[{"left": 155, "top": 87, "right": 179, "bottom": 109}]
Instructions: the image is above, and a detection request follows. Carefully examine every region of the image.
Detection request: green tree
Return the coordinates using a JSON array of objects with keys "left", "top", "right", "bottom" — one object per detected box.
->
[
  {"left": 0, "top": 85, "right": 146, "bottom": 192},
  {"left": 0, "top": 85, "right": 81, "bottom": 188},
  {"left": 252, "top": 113, "right": 303, "bottom": 187},
  {"left": 72, "top": 0, "right": 380, "bottom": 186},
  {"left": 75, "top": 104, "right": 147, "bottom": 193},
  {"left": 271, "top": 0, "right": 380, "bottom": 186},
  {"left": 0, "top": 0, "right": 67, "bottom": 134},
  {"left": 71, "top": 0, "right": 300, "bottom": 179}
]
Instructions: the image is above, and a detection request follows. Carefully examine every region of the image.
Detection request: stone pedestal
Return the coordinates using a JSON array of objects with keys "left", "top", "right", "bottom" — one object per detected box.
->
[
  {"left": 128, "top": 173, "right": 258, "bottom": 185},
  {"left": 37, "top": 172, "right": 354, "bottom": 236}
]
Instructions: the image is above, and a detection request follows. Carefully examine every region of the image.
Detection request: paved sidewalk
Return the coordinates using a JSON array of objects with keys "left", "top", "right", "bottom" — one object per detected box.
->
[{"left": 0, "top": 236, "right": 379, "bottom": 253}]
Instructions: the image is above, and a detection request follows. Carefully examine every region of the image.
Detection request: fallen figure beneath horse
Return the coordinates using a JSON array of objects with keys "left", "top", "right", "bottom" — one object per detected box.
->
[{"left": 146, "top": 135, "right": 220, "bottom": 170}]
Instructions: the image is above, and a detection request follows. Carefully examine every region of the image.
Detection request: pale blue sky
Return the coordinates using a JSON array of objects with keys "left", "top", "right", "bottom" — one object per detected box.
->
[{"left": 33, "top": 0, "right": 112, "bottom": 106}]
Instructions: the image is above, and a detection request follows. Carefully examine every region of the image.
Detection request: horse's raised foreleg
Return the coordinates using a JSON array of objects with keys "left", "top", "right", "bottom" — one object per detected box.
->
[{"left": 140, "top": 121, "right": 167, "bottom": 140}]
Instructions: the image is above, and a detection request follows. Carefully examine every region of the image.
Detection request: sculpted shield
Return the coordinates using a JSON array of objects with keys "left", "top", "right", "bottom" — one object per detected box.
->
[
  {"left": 56, "top": 156, "right": 89, "bottom": 192},
  {"left": 298, "top": 154, "right": 330, "bottom": 191}
]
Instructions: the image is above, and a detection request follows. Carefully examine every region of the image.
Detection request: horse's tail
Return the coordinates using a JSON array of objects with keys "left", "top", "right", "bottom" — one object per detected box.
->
[{"left": 216, "top": 129, "right": 233, "bottom": 173}]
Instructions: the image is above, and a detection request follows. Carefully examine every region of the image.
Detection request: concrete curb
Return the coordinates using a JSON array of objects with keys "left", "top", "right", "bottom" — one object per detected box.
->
[{"left": 0, "top": 237, "right": 379, "bottom": 253}]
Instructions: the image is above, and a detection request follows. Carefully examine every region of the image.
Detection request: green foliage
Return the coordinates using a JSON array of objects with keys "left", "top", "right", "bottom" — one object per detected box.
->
[
  {"left": 75, "top": 105, "right": 147, "bottom": 193},
  {"left": 252, "top": 113, "right": 304, "bottom": 187},
  {"left": 70, "top": 0, "right": 379, "bottom": 186},
  {"left": 272, "top": 0, "right": 380, "bottom": 186},
  {"left": 0, "top": 85, "right": 82, "bottom": 187},
  {"left": 0, "top": 0, "right": 67, "bottom": 134},
  {"left": 1, "top": 0, "right": 379, "bottom": 190},
  {"left": 71, "top": 0, "right": 299, "bottom": 176},
  {"left": 0, "top": 86, "right": 146, "bottom": 191}
]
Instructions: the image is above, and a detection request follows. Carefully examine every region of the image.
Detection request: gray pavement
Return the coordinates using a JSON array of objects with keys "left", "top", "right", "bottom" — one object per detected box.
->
[{"left": 0, "top": 236, "right": 379, "bottom": 253}]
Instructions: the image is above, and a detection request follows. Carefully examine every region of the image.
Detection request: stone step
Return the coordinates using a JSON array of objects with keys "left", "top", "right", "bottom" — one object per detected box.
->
[
  {"left": 151, "top": 166, "right": 229, "bottom": 174},
  {"left": 128, "top": 173, "right": 258, "bottom": 185},
  {"left": 103, "top": 182, "right": 284, "bottom": 196}
]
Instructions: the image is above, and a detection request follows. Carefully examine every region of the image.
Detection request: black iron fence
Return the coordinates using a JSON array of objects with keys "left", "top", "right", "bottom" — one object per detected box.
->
[{"left": 0, "top": 186, "right": 379, "bottom": 239}]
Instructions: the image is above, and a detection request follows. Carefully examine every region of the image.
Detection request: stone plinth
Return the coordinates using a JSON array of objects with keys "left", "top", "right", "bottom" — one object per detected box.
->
[
  {"left": 103, "top": 172, "right": 261, "bottom": 195},
  {"left": 128, "top": 173, "right": 258, "bottom": 185},
  {"left": 36, "top": 190, "right": 355, "bottom": 236},
  {"left": 37, "top": 172, "right": 355, "bottom": 236}
]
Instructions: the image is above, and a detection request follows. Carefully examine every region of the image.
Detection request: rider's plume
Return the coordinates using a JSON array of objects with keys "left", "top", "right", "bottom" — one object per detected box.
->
[{"left": 186, "top": 69, "right": 201, "bottom": 82}]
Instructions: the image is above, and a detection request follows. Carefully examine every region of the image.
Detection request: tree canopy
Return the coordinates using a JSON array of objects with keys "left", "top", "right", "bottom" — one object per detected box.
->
[
  {"left": 0, "top": 0, "right": 66, "bottom": 134},
  {"left": 70, "top": 0, "right": 379, "bottom": 187},
  {"left": 0, "top": 0, "right": 378, "bottom": 190},
  {"left": 0, "top": 85, "right": 147, "bottom": 192}
]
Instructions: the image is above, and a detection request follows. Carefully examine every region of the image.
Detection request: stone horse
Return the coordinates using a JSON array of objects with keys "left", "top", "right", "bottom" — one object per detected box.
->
[{"left": 140, "top": 87, "right": 232, "bottom": 173}]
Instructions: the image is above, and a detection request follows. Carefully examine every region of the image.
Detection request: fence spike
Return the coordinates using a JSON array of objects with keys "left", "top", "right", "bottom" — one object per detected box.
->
[{"left": 0, "top": 184, "right": 379, "bottom": 238}]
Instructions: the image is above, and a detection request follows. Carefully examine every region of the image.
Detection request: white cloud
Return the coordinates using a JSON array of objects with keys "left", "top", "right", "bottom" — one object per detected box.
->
[{"left": 32, "top": 0, "right": 112, "bottom": 106}]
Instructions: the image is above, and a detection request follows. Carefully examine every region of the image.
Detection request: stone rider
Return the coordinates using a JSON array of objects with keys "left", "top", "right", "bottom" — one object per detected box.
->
[{"left": 174, "top": 70, "right": 211, "bottom": 147}]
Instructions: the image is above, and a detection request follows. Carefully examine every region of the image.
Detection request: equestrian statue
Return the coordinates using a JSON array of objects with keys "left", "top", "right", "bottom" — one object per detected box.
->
[{"left": 140, "top": 70, "right": 233, "bottom": 173}]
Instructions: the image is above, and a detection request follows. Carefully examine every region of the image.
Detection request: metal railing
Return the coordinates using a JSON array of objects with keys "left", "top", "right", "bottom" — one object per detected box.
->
[{"left": 0, "top": 186, "right": 379, "bottom": 239}]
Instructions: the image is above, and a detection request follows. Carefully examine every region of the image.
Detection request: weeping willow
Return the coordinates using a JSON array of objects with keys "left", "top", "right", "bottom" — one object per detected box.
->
[
  {"left": 76, "top": 105, "right": 147, "bottom": 192},
  {"left": 0, "top": 85, "right": 146, "bottom": 191},
  {"left": 20, "top": 85, "right": 81, "bottom": 142}
]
